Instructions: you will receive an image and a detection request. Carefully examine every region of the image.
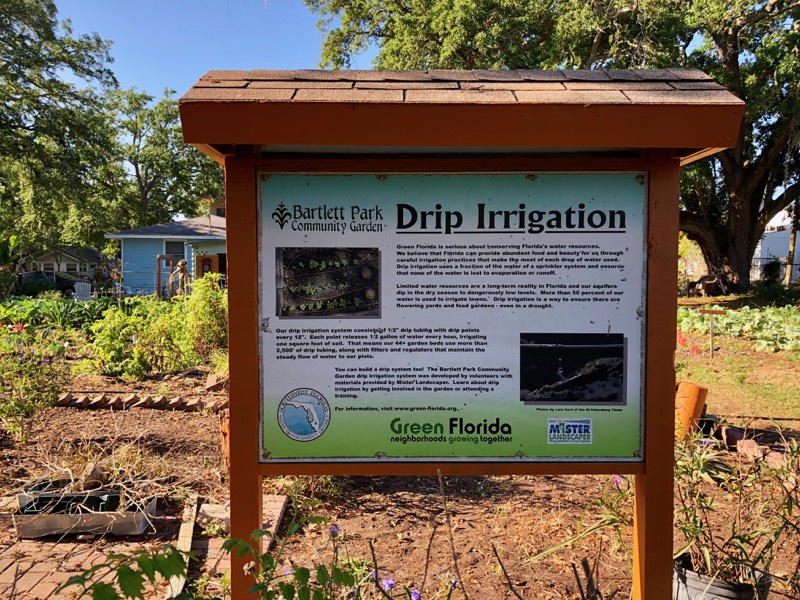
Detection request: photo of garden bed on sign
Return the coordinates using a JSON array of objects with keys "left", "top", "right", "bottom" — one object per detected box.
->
[
  {"left": 520, "top": 333, "right": 626, "bottom": 404},
  {"left": 276, "top": 247, "right": 381, "bottom": 318}
]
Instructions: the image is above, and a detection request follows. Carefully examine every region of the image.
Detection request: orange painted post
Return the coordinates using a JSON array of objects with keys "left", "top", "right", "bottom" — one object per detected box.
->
[
  {"left": 632, "top": 154, "right": 681, "bottom": 600},
  {"left": 675, "top": 381, "right": 708, "bottom": 439},
  {"left": 225, "top": 146, "right": 263, "bottom": 599}
]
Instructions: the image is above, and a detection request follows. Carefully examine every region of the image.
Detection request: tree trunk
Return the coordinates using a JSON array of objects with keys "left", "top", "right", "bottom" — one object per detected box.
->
[
  {"left": 680, "top": 178, "right": 762, "bottom": 292},
  {"left": 784, "top": 204, "right": 799, "bottom": 286}
]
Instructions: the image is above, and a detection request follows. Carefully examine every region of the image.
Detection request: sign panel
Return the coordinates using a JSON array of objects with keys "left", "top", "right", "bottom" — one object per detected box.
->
[{"left": 259, "top": 174, "right": 646, "bottom": 462}]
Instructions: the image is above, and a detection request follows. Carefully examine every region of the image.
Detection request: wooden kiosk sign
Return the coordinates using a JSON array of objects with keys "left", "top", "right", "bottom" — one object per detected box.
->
[{"left": 179, "top": 69, "right": 743, "bottom": 599}]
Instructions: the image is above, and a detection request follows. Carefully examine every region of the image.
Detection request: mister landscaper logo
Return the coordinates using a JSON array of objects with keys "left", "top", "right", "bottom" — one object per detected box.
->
[{"left": 547, "top": 419, "right": 592, "bottom": 444}]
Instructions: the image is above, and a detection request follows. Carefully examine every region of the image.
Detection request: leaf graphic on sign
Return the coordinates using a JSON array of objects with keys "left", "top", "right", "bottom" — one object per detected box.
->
[{"left": 272, "top": 203, "right": 291, "bottom": 229}]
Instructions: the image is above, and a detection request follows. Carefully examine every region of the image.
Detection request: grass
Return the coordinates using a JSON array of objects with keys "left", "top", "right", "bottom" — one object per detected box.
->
[{"left": 676, "top": 332, "right": 800, "bottom": 420}]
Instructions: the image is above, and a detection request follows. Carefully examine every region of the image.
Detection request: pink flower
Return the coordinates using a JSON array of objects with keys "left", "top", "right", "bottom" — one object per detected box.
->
[{"left": 12, "top": 324, "right": 24, "bottom": 332}]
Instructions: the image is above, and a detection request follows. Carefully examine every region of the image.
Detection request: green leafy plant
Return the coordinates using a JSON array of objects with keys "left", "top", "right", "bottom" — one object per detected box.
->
[
  {"left": 678, "top": 305, "right": 800, "bottom": 352},
  {"left": 40, "top": 299, "right": 82, "bottom": 329},
  {"left": 674, "top": 430, "right": 800, "bottom": 589},
  {"left": 182, "top": 274, "right": 228, "bottom": 360},
  {"left": 0, "top": 326, "right": 70, "bottom": 442},
  {"left": 59, "top": 544, "right": 192, "bottom": 599},
  {"left": 223, "top": 518, "right": 435, "bottom": 600}
]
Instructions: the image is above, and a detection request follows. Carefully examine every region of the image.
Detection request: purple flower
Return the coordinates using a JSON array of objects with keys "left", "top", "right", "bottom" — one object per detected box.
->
[
  {"left": 380, "top": 577, "right": 395, "bottom": 591},
  {"left": 450, "top": 579, "right": 458, "bottom": 588},
  {"left": 282, "top": 566, "right": 293, "bottom": 576},
  {"left": 43, "top": 358, "right": 51, "bottom": 364},
  {"left": 613, "top": 475, "right": 622, "bottom": 487},
  {"left": 329, "top": 524, "right": 340, "bottom": 537},
  {"left": 410, "top": 590, "right": 421, "bottom": 600}
]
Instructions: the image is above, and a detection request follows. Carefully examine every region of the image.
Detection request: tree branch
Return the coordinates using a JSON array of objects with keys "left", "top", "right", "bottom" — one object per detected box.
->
[{"left": 760, "top": 181, "right": 800, "bottom": 229}]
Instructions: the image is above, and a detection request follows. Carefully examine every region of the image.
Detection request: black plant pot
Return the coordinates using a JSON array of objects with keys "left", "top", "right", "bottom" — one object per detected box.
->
[{"left": 673, "top": 557, "right": 771, "bottom": 600}]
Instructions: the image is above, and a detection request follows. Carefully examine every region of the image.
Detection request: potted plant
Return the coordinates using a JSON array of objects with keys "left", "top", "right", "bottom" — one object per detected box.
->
[{"left": 673, "top": 432, "right": 800, "bottom": 599}]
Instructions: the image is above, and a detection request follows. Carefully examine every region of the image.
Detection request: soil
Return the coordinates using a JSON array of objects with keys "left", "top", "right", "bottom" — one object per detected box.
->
[{"left": 0, "top": 364, "right": 798, "bottom": 599}]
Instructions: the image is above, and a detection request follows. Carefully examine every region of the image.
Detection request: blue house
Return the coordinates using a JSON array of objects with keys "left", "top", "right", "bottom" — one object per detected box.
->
[{"left": 106, "top": 215, "right": 226, "bottom": 295}]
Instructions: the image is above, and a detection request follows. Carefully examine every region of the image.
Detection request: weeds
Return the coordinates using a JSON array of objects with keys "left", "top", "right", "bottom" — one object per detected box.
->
[{"left": 0, "top": 326, "right": 70, "bottom": 442}]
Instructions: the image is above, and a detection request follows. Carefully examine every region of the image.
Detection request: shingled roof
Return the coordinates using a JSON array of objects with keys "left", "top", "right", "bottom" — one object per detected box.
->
[
  {"left": 106, "top": 215, "right": 226, "bottom": 240},
  {"left": 182, "top": 68, "right": 737, "bottom": 105},
  {"left": 179, "top": 69, "right": 744, "bottom": 163}
]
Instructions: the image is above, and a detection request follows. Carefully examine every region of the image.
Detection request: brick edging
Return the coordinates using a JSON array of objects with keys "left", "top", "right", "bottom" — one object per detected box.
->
[{"left": 56, "top": 393, "right": 229, "bottom": 413}]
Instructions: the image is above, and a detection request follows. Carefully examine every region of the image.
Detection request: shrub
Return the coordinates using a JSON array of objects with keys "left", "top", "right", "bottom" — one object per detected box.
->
[
  {"left": 182, "top": 274, "right": 228, "bottom": 360},
  {"left": 0, "top": 326, "right": 70, "bottom": 442},
  {"left": 762, "top": 259, "right": 782, "bottom": 284},
  {"left": 90, "top": 282, "right": 228, "bottom": 379},
  {"left": 90, "top": 298, "right": 172, "bottom": 378}
]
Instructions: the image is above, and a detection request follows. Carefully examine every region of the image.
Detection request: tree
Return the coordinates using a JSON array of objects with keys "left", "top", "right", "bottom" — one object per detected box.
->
[
  {"left": 94, "top": 90, "right": 224, "bottom": 233},
  {"left": 0, "top": 235, "right": 22, "bottom": 297},
  {"left": 0, "top": 0, "right": 116, "bottom": 257},
  {"left": 0, "top": 2, "right": 223, "bottom": 257},
  {"left": 784, "top": 202, "right": 799, "bottom": 285},
  {"left": 305, "top": 0, "right": 800, "bottom": 289},
  {"left": 0, "top": 0, "right": 115, "bottom": 162}
]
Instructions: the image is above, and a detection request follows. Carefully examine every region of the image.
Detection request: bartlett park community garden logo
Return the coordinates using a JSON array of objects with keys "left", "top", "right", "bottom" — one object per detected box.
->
[
  {"left": 277, "top": 389, "right": 331, "bottom": 442},
  {"left": 547, "top": 419, "right": 592, "bottom": 444}
]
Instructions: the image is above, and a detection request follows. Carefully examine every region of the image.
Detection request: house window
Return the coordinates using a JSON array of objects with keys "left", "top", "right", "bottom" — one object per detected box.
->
[
  {"left": 66, "top": 264, "right": 77, "bottom": 272},
  {"left": 215, "top": 207, "right": 225, "bottom": 217},
  {"left": 42, "top": 263, "right": 55, "bottom": 272},
  {"left": 165, "top": 241, "right": 184, "bottom": 256}
]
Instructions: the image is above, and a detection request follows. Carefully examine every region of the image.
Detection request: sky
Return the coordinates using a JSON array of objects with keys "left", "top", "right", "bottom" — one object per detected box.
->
[{"left": 54, "top": 0, "right": 375, "bottom": 97}]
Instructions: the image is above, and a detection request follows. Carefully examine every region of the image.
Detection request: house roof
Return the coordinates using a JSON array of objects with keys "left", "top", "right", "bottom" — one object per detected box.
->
[
  {"left": 180, "top": 69, "right": 744, "bottom": 164},
  {"left": 106, "top": 215, "right": 226, "bottom": 240},
  {"left": 33, "top": 247, "right": 102, "bottom": 263}
]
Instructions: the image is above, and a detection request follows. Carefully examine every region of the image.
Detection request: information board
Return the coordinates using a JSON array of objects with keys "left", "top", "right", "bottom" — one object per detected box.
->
[{"left": 259, "top": 173, "right": 646, "bottom": 462}]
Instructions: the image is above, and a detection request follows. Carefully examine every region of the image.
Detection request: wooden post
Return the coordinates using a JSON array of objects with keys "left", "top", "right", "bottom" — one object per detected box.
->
[
  {"left": 225, "top": 146, "right": 262, "bottom": 599},
  {"left": 156, "top": 258, "right": 162, "bottom": 299},
  {"left": 699, "top": 309, "right": 726, "bottom": 358},
  {"left": 632, "top": 154, "right": 680, "bottom": 600}
]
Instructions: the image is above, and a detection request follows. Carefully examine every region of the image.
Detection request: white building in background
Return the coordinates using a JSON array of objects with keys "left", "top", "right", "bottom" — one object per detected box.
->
[{"left": 752, "top": 210, "right": 799, "bottom": 282}]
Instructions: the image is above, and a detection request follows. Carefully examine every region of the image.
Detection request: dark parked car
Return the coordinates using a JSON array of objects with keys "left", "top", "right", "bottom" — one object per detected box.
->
[{"left": 19, "top": 271, "right": 89, "bottom": 297}]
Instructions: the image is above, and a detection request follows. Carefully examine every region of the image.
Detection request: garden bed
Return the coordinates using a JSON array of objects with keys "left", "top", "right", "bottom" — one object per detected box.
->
[{"left": 276, "top": 247, "right": 380, "bottom": 318}]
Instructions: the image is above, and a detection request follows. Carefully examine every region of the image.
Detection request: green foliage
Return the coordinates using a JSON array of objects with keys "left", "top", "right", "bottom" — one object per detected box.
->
[
  {"left": 96, "top": 89, "right": 224, "bottom": 230},
  {"left": 0, "top": 325, "right": 70, "bottom": 442},
  {"left": 747, "top": 280, "right": 800, "bottom": 306},
  {"left": 223, "top": 515, "right": 432, "bottom": 600},
  {"left": 182, "top": 274, "right": 228, "bottom": 360},
  {"left": 674, "top": 433, "right": 800, "bottom": 584},
  {"left": 762, "top": 260, "right": 782, "bottom": 284},
  {"left": 305, "top": 0, "right": 800, "bottom": 288},
  {"left": 66, "top": 507, "right": 460, "bottom": 599},
  {"left": 677, "top": 305, "right": 800, "bottom": 352},
  {"left": 91, "top": 298, "right": 175, "bottom": 378},
  {"left": 0, "top": 296, "right": 117, "bottom": 331},
  {"left": 59, "top": 544, "right": 192, "bottom": 600},
  {"left": 0, "top": 1, "right": 222, "bottom": 260},
  {"left": 0, "top": 235, "right": 21, "bottom": 297},
  {"left": 90, "top": 284, "right": 228, "bottom": 379}
]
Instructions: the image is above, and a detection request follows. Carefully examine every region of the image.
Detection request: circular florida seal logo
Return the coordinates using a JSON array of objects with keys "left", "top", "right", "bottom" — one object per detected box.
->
[{"left": 277, "top": 388, "right": 331, "bottom": 442}]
